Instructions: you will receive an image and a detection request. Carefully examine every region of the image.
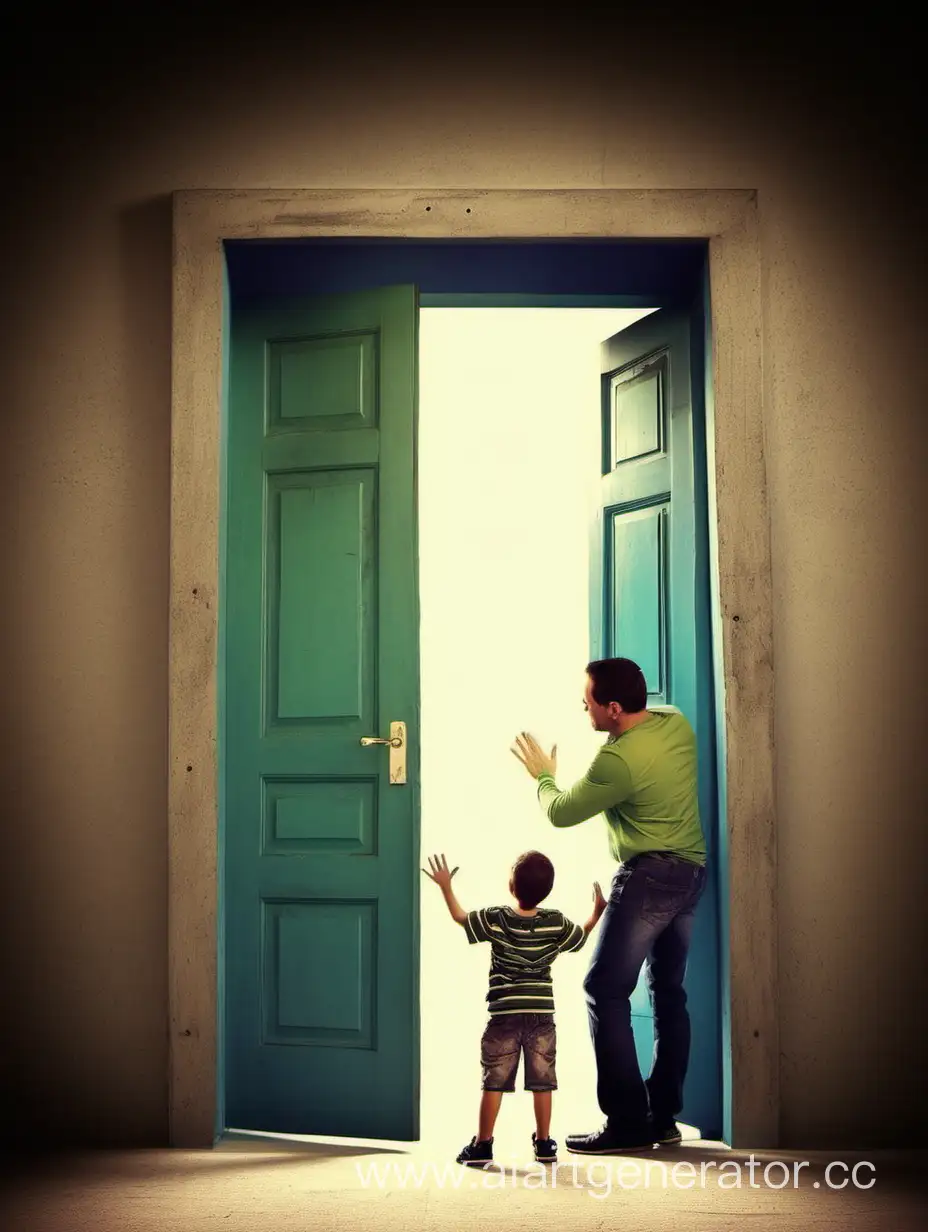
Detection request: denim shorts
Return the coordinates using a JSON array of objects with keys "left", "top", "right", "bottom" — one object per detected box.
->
[{"left": 480, "top": 1012, "right": 557, "bottom": 1092}]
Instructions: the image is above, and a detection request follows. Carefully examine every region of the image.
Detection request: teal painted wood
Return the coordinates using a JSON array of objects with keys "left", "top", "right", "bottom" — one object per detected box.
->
[
  {"left": 224, "top": 286, "right": 421, "bottom": 1139},
  {"left": 588, "top": 307, "right": 722, "bottom": 1137},
  {"left": 216, "top": 258, "right": 232, "bottom": 1144},
  {"left": 700, "top": 258, "right": 732, "bottom": 1145},
  {"left": 419, "top": 293, "right": 672, "bottom": 308}
]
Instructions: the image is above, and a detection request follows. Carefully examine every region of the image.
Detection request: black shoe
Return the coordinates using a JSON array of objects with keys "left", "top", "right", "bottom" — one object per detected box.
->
[
  {"left": 456, "top": 1136, "right": 494, "bottom": 1167},
  {"left": 565, "top": 1124, "right": 655, "bottom": 1155},
  {"left": 532, "top": 1131, "right": 557, "bottom": 1162},
  {"left": 651, "top": 1120, "right": 683, "bottom": 1146}
]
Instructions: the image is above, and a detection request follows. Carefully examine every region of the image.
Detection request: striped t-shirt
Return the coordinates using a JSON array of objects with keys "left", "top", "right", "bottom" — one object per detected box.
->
[{"left": 463, "top": 905, "right": 587, "bottom": 1016}]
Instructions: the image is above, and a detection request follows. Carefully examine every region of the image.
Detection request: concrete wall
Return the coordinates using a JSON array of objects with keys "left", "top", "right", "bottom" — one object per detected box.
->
[{"left": 2, "top": 14, "right": 925, "bottom": 1148}]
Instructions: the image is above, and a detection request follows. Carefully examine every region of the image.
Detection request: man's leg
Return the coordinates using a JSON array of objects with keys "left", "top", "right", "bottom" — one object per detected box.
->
[
  {"left": 579, "top": 864, "right": 665, "bottom": 1135},
  {"left": 645, "top": 865, "right": 707, "bottom": 1129}
]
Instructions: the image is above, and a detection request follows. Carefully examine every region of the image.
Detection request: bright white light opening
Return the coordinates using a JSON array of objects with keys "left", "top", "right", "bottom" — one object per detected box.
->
[{"left": 417, "top": 307, "right": 655, "bottom": 1152}]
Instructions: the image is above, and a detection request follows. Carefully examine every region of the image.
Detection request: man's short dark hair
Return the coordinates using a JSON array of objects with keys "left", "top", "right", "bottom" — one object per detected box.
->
[
  {"left": 511, "top": 850, "right": 555, "bottom": 909},
  {"left": 586, "top": 657, "right": 648, "bottom": 713}
]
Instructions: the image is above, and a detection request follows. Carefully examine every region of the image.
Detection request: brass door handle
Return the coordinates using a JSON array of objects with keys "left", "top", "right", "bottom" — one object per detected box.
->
[{"left": 359, "top": 721, "right": 407, "bottom": 784}]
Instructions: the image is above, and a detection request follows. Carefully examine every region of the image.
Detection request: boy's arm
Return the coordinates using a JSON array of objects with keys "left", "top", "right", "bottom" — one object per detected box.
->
[
  {"left": 582, "top": 881, "right": 608, "bottom": 935},
  {"left": 437, "top": 881, "right": 467, "bottom": 926},
  {"left": 421, "top": 853, "right": 467, "bottom": 926},
  {"left": 559, "top": 882, "right": 608, "bottom": 953}
]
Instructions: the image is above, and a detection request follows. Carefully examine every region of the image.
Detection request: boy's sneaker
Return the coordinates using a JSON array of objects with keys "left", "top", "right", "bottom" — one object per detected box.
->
[
  {"left": 565, "top": 1123, "right": 655, "bottom": 1154},
  {"left": 651, "top": 1120, "right": 683, "bottom": 1146},
  {"left": 456, "top": 1136, "right": 494, "bottom": 1167},
  {"left": 532, "top": 1131, "right": 557, "bottom": 1163}
]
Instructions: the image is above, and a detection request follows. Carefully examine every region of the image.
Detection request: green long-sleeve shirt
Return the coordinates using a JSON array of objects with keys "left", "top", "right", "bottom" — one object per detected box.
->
[{"left": 536, "top": 709, "right": 706, "bottom": 865}]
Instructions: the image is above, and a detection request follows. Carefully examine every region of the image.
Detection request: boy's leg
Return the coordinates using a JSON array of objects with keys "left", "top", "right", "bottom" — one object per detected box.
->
[
  {"left": 532, "top": 1091, "right": 552, "bottom": 1140},
  {"left": 523, "top": 1016, "right": 557, "bottom": 1139},
  {"left": 478, "top": 1090, "right": 504, "bottom": 1141},
  {"left": 477, "top": 1016, "right": 520, "bottom": 1140}
]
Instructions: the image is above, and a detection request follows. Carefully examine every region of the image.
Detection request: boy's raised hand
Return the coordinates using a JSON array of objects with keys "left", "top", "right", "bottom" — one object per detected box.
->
[
  {"left": 592, "top": 880, "right": 607, "bottom": 919},
  {"left": 422, "top": 853, "right": 459, "bottom": 889}
]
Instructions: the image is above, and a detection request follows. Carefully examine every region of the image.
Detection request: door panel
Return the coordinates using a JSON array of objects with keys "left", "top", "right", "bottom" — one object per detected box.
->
[
  {"left": 224, "top": 286, "right": 420, "bottom": 1139},
  {"left": 591, "top": 306, "right": 721, "bottom": 1136}
]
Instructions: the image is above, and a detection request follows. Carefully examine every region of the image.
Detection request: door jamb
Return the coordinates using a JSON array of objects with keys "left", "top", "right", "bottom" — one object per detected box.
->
[{"left": 169, "top": 189, "right": 776, "bottom": 1149}]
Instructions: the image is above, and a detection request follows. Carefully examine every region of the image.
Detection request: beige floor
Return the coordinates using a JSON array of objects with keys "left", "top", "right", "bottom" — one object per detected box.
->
[{"left": 5, "top": 1134, "right": 925, "bottom": 1232}]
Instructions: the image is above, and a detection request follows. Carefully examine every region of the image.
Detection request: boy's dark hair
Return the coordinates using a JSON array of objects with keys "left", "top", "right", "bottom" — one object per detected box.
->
[
  {"left": 586, "top": 657, "right": 647, "bottom": 713},
  {"left": 511, "top": 850, "right": 555, "bottom": 909}
]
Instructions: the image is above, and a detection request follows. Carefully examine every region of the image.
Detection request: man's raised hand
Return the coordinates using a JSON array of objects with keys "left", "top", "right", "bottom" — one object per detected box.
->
[{"left": 511, "top": 732, "right": 557, "bottom": 780}]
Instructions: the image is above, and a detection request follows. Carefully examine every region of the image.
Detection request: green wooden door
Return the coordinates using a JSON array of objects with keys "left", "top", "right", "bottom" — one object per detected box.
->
[
  {"left": 224, "top": 286, "right": 420, "bottom": 1139},
  {"left": 589, "top": 305, "right": 721, "bottom": 1136}
]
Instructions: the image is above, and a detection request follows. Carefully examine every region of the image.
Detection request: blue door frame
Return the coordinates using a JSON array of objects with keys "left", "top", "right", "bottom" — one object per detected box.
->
[{"left": 220, "top": 237, "right": 729, "bottom": 1141}]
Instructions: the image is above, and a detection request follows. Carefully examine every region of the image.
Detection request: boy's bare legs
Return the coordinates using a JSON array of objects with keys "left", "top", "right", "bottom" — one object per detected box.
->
[
  {"left": 478, "top": 1091, "right": 504, "bottom": 1141},
  {"left": 533, "top": 1091, "right": 552, "bottom": 1139}
]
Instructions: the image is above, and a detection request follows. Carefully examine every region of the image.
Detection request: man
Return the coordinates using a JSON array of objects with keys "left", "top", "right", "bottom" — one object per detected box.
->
[{"left": 511, "top": 657, "right": 707, "bottom": 1154}]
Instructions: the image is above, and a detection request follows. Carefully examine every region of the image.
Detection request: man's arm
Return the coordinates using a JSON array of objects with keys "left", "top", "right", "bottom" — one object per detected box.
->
[{"left": 537, "top": 746, "right": 633, "bottom": 828}]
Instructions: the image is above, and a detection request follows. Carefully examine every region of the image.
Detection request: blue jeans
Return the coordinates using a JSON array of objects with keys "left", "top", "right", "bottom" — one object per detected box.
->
[{"left": 583, "top": 852, "right": 708, "bottom": 1131}]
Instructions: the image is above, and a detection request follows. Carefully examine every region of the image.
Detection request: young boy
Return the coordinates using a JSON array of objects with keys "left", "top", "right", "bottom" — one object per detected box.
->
[{"left": 423, "top": 850, "right": 606, "bottom": 1166}]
